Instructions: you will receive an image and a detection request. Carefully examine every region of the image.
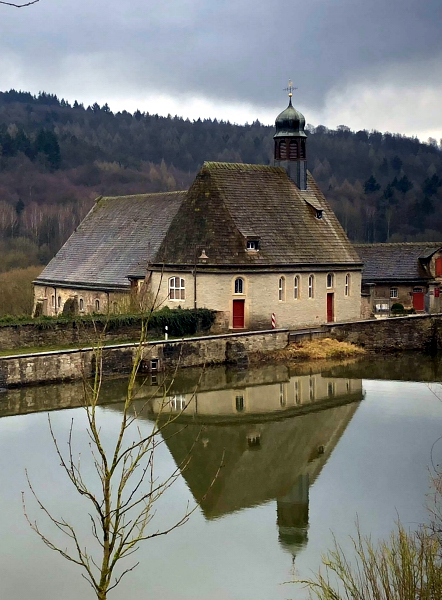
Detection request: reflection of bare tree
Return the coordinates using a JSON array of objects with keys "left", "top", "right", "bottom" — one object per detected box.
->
[{"left": 22, "top": 329, "right": 220, "bottom": 600}]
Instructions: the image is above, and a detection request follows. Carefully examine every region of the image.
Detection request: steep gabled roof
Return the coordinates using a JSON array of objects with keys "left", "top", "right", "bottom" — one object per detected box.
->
[
  {"left": 155, "top": 162, "right": 361, "bottom": 266},
  {"left": 354, "top": 242, "right": 442, "bottom": 282},
  {"left": 35, "top": 191, "right": 186, "bottom": 289}
]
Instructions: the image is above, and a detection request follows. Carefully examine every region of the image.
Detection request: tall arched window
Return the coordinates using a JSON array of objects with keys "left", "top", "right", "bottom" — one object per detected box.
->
[
  {"left": 51, "top": 295, "right": 55, "bottom": 308},
  {"left": 308, "top": 275, "right": 314, "bottom": 298},
  {"left": 169, "top": 277, "right": 185, "bottom": 300},
  {"left": 57, "top": 296, "right": 62, "bottom": 309},
  {"left": 279, "top": 140, "right": 287, "bottom": 160},
  {"left": 294, "top": 275, "right": 300, "bottom": 299},
  {"left": 289, "top": 140, "right": 298, "bottom": 159},
  {"left": 234, "top": 277, "right": 244, "bottom": 294},
  {"left": 278, "top": 277, "right": 286, "bottom": 301},
  {"left": 327, "top": 273, "right": 334, "bottom": 289},
  {"left": 95, "top": 299, "right": 100, "bottom": 312},
  {"left": 79, "top": 298, "right": 84, "bottom": 311},
  {"left": 345, "top": 273, "right": 350, "bottom": 296}
]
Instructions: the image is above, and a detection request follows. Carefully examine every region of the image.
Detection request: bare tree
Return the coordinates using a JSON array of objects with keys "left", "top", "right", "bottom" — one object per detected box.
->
[{"left": 22, "top": 318, "right": 220, "bottom": 600}]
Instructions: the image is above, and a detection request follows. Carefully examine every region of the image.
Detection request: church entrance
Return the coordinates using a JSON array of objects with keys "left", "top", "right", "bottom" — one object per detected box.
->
[
  {"left": 232, "top": 299, "right": 245, "bottom": 328},
  {"left": 327, "top": 293, "right": 334, "bottom": 323}
]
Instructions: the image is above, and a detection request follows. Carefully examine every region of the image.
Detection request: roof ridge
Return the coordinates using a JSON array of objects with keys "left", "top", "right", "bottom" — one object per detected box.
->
[
  {"left": 99, "top": 190, "right": 187, "bottom": 201},
  {"left": 203, "top": 161, "right": 283, "bottom": 172},
  {"left": 354, "top": 242, "right": 442, "bottom": 247}
]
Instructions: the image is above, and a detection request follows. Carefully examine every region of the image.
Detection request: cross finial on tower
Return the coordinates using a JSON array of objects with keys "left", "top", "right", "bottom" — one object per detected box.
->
[{"left": 283, "top": 79, "right": 297, "bottom": 98}]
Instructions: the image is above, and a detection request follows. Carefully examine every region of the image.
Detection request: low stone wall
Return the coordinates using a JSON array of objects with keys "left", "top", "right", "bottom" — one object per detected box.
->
[
  {"left": 0, "top": 329, "right": 289, "bottom": 388},
  {"left": 0, "top": 321, "right": 146, "bottom": 351},
  {"left": 326, "top": 313, "right": 442, "bottom": 351}
]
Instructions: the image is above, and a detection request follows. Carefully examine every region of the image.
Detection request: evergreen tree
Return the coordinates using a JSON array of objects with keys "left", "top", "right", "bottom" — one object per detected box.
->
[
  {"left": 34, "top": 129, "right": 61, "bottom": 170},
  {"left": 364, "top": 175, "right": 381, "bottom": 194}
]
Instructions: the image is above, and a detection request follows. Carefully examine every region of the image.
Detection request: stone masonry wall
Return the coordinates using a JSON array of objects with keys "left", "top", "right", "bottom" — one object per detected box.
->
[
  {"left": 0, "top": 321, "right": 147, "bottom": 351},
  {"left": 0, "top": 330, "right": 289, "bottom": 388},
  {"left": 326, "top": 313, "right": 442, "bottom": 351},
  {"left": 150, "top": 269, "right": 362, "bottom": 330}
]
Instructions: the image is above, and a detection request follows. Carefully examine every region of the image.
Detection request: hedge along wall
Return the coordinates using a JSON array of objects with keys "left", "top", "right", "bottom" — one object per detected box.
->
[{"left": 0, "top": 308, "right": 217, "bottom": 351}]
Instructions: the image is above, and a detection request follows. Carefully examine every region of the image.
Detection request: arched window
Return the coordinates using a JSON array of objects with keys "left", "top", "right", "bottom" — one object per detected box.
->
[
  {"left": 279, "top": 383, "right": 286, "bottom": 407},
  {"left": 309, "top": 376, "right": 315, "bottom": 401},
  {"left": 278, "top": 277, "right": 286, "bottom": 301},
  {"left": 169, "top": 277, "right": 185, "bottom": 300},
  {"left": 327, "top": 273, "right": 334, "bottom": 289},
  {"left": 51, "top": 295, "right": 55, "bottom": 308},
  {"left": 79, "top": 298, "right": 84, "bottom": 311},
  {"left": 234, "top": 277, "right": 244, "bottom": 294},
  {"left": 294, "top": 275, "right": 300, "bottom": 299},
  {"left": 294, "top": 379, "right": 301, "bottom": 404},
  {"left": 308, "top": 275, "right": 314, "bottom": 298},
  {"left": 289, "top": 140, "right": 298, "bottom": 159},
  {"left": 95, "top": 299, "right": 100, "bottom": 312},
  {"left": 57, "top": 296, "right": 61, "bottom": 309},
  {"left": 279, "top": 140, "right": 287, "bottom": 160},
  {"left": 345, "top": 273, "right": 350, "bottom": 296}
]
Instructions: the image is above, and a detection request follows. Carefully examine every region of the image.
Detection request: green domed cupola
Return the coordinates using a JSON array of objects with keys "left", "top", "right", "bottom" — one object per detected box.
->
[
  {"left": 273, "top": 82, "right": 308, "bottom": 190},
  {"left": 274, "top": 99, "right": 307, "bottom": 139}
]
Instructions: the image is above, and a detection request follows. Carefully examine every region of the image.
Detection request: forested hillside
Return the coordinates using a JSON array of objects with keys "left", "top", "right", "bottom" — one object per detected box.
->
[{"left": 0, "top": 88, "right": 441, "bottom": 274}]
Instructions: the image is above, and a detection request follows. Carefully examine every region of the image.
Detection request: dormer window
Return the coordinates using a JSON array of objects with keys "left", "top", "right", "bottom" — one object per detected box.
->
[
  {"left": 316, "top": 209, "right": 323, "bottom": 219},
  {"left": 246, "top": 240, "right": 259, "bottom": 251}
]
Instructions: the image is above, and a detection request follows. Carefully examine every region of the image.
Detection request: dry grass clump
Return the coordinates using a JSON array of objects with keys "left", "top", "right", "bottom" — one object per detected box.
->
[
  {"left": 263, "top": 337, "right": 365, "bottom": 362},
  {"left": 296, "top": 523, "right": 442, "bottom": 600},
  {"left": 0, "top": 265, "right": 42, "bottom": 316}
]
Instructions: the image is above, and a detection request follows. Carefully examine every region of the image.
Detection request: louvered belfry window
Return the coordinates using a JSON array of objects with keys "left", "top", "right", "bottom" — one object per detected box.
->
[
  {"left": 300, "top": 140, "right": 306, "bottom": 159},
  {"left": 279, "top": 140, "right": 287, "bottom": 160},
  {"left": 289, "top": 140, "right": 298, "bottom": 159}
]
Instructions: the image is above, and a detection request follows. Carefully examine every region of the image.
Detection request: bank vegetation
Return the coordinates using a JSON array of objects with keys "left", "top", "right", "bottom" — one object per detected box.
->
[{"left": 254, "top": 338, "right": 366, "bottom": 364}]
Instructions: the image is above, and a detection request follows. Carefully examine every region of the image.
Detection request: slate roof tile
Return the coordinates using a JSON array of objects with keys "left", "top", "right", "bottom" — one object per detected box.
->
[
  {"left": 354, "top": 242, "right": 442, "bottom": 282},
  {"left": 155, "top": 162, "right": 361, "bottom": 266},
  {"left": 36, "top": 191, "right": 186, "bottom": 289}
]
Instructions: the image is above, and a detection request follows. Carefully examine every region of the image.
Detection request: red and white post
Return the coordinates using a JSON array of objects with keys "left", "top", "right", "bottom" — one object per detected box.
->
[{"left": 271, "top": 313, "right": 276, "bottom": 329}]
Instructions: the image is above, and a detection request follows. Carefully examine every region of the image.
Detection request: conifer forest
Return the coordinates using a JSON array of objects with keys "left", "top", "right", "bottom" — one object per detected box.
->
[{"left": 0, "top": 88, "right": 441, "bottom": 276}]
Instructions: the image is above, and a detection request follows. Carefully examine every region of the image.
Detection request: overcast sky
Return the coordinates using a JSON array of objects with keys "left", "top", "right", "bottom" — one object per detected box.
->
[{"left": 2, "top": 0, "right": 442, "bottom": 140}]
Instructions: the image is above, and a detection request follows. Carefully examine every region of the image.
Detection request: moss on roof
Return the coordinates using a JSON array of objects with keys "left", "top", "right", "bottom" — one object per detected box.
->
[{"left": 155, "top": 162, "right": 361, "bottom": 266}]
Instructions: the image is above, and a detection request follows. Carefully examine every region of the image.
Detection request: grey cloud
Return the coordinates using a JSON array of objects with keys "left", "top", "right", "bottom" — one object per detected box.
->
[{"left": 1, "top": 0, "right": 442, "bottom": 132}]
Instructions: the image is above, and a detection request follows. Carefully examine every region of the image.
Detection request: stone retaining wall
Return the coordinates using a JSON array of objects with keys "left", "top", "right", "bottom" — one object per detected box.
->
[
  {"left": 326, "top": 313, "right": 442, "bottom": 351},
  {"left": 0, "top": 321, "right": 145, "bottom": 351},
  {"left": 0, "top": 329, "right": 289, "bottom": 388}
]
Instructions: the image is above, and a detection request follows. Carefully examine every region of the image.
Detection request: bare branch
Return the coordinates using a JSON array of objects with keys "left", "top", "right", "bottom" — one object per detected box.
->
[{"left": 0, "top": 0, "right": 39, "bottom": 6}]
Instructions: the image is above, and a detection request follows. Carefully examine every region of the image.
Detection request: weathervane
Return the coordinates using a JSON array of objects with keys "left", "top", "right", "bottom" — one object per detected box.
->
[{"left": 283, "top": 79, "right": 297, "bottom": 98}]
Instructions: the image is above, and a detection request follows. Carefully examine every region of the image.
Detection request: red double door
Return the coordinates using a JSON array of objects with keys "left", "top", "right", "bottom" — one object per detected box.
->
[{"left": 232, "top": 300, "right": 245, "bottom": 328}]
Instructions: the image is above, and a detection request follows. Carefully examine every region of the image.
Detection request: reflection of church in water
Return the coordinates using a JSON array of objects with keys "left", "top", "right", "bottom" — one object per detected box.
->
[{"left": 148, "top": 364, "right": 363, "bottom": 558}]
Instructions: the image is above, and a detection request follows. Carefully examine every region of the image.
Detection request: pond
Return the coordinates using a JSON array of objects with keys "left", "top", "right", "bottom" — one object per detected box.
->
[{"left": 1, "top": 353, "right": 442, "bottom": 599}]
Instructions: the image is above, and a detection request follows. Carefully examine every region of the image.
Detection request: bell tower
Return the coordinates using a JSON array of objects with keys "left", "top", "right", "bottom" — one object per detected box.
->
[{"left": 273, "top": 81, "right": 308, "bottom": 190}]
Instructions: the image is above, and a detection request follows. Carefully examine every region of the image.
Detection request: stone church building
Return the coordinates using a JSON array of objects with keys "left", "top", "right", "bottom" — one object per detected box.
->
[{"left": 34, "top": 95, "right": 362, "bottom": 329}]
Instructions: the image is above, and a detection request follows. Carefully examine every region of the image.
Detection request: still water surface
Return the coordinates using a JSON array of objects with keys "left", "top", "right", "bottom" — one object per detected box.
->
[{"left": 1, "top": 354, "right": 442, "bottom": 599}]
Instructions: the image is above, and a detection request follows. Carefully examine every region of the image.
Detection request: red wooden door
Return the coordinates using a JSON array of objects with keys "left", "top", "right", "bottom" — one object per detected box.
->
[
  {"left": 412, "top": 291, "right": 425, "bottom": 311},
  {"left": 232, "top": 300, "right": 245, "bottom": 328},
  {"left": 436, "top": 257, "right": 442, "bottom": 277},
  {"left": 327, "top": 293, "right": 334, "bottom": 323}
]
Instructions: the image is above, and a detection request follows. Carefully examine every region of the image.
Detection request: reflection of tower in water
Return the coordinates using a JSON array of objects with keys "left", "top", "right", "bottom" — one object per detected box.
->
[
  {"left": 143, "top": 366, "right": 363, "bottom": 561},
  {"left": 277, "top": 474, "right": 310, "bottom": 557}
]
